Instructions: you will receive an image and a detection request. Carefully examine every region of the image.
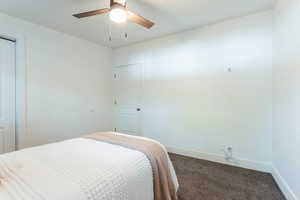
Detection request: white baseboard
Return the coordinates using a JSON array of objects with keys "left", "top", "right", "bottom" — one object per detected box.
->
[
  {"left": 272, "top": 167, "right": 299, "bottom": 200},
  {"left": 167, "top": 146, "right": 273, "bottom": 173},
  {"left": 166, "top": 146, "right": 299, "bottom": 200}
]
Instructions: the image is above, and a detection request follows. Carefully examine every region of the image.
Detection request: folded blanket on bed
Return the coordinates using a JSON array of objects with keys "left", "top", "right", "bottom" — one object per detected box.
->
[{"left": 84, "top": 132, "right": 178, "bottom": 200}]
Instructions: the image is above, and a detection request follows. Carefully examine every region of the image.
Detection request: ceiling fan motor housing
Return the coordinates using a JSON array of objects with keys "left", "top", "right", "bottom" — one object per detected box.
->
[
  {"left": 111, "top": 0, "right": 126, "bottom": 7},
  {"left": 111, "top": 3, "right": 126, "bottom": 10}
]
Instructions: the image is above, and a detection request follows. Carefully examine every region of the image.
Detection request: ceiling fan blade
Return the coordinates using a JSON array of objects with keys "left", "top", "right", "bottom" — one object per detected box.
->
[
  {"left": 73, "top": 8, "right": 110, "bottom": 18},
  {"left": 127, "top": 10, "right": 154, "bottom": 29}
]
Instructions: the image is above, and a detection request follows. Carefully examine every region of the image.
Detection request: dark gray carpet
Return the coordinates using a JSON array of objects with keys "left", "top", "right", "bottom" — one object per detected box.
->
[{"left": 169, "top": 153, "right": 286, "bottom": 200}]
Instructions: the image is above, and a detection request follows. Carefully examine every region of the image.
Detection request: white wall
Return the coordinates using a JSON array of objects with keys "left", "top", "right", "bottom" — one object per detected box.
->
[
  {"left": 273, "top": 0, "right": 300, "bottom": 199},
  {"left": 1, "top": 4, "right": 298, "bottom": 198},
  {"left": 113, "top": 11, "right": 273, "bottom": 171},
  {"left": 0, "top": 12, "right": 113, "bottom": 149}
]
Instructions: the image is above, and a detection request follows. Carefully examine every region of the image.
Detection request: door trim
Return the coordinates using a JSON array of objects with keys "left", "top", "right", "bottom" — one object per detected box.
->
[
  {"left": 0, "top": 31, "right": 27, "bottom": 150},
  {"left": 113, "top": 63, "right": 144, "bottom": 136}
]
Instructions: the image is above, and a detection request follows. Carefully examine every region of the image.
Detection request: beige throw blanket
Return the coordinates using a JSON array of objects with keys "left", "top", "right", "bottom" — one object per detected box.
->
[{"left": 84, "top": 132, "right": 178, "bottom": 200}]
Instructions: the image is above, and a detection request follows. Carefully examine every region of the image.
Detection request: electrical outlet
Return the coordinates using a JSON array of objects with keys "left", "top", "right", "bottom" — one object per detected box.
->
[
  {"left": 221, "top": 146, "right": 233, "bottom": 161},
  {"left": 227, "top": 147, "right": 232, "bottom": 153}
]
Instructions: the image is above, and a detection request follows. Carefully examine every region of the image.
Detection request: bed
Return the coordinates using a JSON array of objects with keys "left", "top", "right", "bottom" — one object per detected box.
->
[{"left": 0, "top": 132, "right": 178, "bottom": 200}]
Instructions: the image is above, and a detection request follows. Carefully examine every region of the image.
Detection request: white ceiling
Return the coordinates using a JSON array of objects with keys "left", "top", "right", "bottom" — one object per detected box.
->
[{"left": 0, "top": 0, "right": 274, "bottom": 48}]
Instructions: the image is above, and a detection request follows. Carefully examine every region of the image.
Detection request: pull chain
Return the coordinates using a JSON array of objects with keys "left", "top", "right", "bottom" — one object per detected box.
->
[
  {"left": 108, "top": 14, "right": 112, "bottom": 41},
  {"left": 124, "top": 0, "right": 128, "bottom": 40}
]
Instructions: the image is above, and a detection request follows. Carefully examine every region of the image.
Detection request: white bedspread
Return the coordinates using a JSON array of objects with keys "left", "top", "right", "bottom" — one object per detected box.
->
[{"left": 0, "top": 135, "right": 178, "bottom": 200}]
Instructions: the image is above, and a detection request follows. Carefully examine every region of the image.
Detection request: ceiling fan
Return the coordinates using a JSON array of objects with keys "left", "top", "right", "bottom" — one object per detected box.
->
[{"left": 73, "top": 0, "right": 154, "bottom": 29}]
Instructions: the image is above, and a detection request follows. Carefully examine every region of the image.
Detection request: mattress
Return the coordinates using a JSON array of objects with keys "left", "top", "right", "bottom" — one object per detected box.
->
[{"left": 0, "top": 134, "right": 178, "bottom": 200}]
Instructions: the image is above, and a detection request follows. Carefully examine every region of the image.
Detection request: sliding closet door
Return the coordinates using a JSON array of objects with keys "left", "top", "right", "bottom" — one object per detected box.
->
[
  {"left": 0, "top": 39, "right": 16, "bottom": 154},
  {"left": 113, "top": 64, "right": 143, "bottom": 136}
]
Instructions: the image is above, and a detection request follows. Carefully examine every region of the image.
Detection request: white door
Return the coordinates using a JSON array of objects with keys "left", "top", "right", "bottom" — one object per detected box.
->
[
  {"left": 114, "top": 64, "right": 142, "bottom": 136},
  {"left": 0, "top": 38, "right": 16, "bottom": 154}
]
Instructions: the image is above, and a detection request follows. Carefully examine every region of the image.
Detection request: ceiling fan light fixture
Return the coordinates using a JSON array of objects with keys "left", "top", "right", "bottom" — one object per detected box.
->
[
  {"left": 73, "top": 0, "right": 154, "bottom": 29},
  {"left": 109, "top": 6, "right": 127, "bottom": 23}
]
